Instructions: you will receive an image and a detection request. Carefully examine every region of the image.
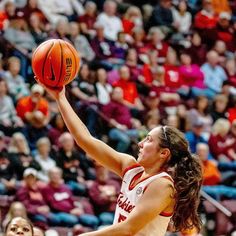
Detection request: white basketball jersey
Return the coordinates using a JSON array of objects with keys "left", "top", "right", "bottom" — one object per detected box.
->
[{"left": 113, "top": 164, "right": 173, "bottom": 236}]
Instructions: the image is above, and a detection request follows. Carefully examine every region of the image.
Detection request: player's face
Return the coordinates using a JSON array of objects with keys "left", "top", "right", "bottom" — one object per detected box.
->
[
  {"left": 6, "top": 218, "right": 33, "bottom": 236},
  {"left": 137, "top": 127, "right": 162, "bottom": 165}
]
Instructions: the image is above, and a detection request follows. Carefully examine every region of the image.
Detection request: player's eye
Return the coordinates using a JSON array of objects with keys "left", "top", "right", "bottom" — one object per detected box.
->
[
  {"left": 10, "top": 226, "right": 17, "bottom": 232},
  {"left": 23, "top": 227, "right": 30, "bottom": 232}
]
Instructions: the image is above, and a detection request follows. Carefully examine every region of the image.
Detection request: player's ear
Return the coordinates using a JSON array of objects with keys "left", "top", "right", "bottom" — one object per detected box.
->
[{"left": 160, "top": 148, "right": 171, "bottom": 162}]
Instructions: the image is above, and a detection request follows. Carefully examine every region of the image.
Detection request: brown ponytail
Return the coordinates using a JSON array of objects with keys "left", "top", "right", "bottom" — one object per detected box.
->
[{"left": 159, "top": 126, "right": 203, "bottom": 232}]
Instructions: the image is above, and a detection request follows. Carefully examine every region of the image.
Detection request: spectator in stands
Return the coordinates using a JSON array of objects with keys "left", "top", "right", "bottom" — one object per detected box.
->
[
  {"left": 199, "top": 143, "right": 236, "bottom": 200},
  {"left": 122, "top": 5, "right": 143, "bottom": 35},
  {"left": 48, "top": 113, "right": 67, "bottom": 147},
  {"left": 56, "top": 132, "right": 87, "bottom": 196},
  {"left": 113, "top": 65, "right": 144, "bottom": 112},
  {"left": 213, "top": 40, "right": 234, "bottom": 65},
  {"left": 184, "top": 31, "right": 207, "bottom": 65},
  {"left": 146, "top": 27, "right": 169, "bottom": 64},
  {"left": 187, "top": 95, "right": 213, "bottom": 136},
  {"left": 8, "top": 132, "right": 30, "bottom": 156},
  {"left": 140, "top": 50, "right": 158, "bottom": 88},
  {"left": 42, "top": 167, "right": 99, "bottom": 229},
  {"left": 88, "top": 164, "right": 120, "bottom": 226},
  {"left": 194, "top": 0, "right": 218, "bottom": 47},
  {"left": 125, "top": 48, "right": 142, "bottom": 82},
  {"left": 112, "top": 31, "right": 129, "bottom": 62},
  {"left": 144, "top": 90, "right": 161, "bottom": 122},
  {"left": 69, "top": 63, "right": 99, "bottom": 136},
  {"left": 16, "top": 84, "right": 50, "bottom": 150},
  {"left": 95, "top": 0, "right": 123, "bottom": 41},
  {"left": 208, "top": 118, "right": 235, "bottom": 162},
  {"left": 173, "top": 1, "right": 192, "bottom": 34},
  {"left": 37, "top": 0, "right": 84, "bottom": 25},
  {"left": 149, "top": 0, "right": 175, "bottom": 34},
  {"left": 0, "top": 151, "right": 16, "bottom": 195},
  {"left": 0, "top": 78, "right": 24, "bottom": 136},
  {"left": 48, "top": 18, "right": 70, "bottom": 42},
  {"left": 225, "top": 58, "right": 236, "bottom": 88},
  {"left": 90, "top": 22, "right": 115, "bottom": 70},
  {"left": 2, "top": 201, "right": 28, "bottom": 230},
  {"left": 4, "top": 216, "right": 33, "bottom": 236},
  {"left": 22, "top": 0, "right": 47, "bottom": 25},
  {"left": 101, "top": 87, "right": 143, "bottom": 153},
  {"left": 69, "top": 22, "right": 95, "bottom": 62},
  {"left": 178, "top": 52, "right": 205, "bottom": 91},
  {"left": 8, "top": 132, "right": 41, "bottom": 180},
  {"left": 34, "top": 137, "right": 56, "bottom": 183},
  {"left": 3, "top": 17, "right": 36, "bottom": 79},
  {"left": 210, "top": 94, "right": 229, "bottom": 122},
  {"left": 131, "top": 27, "right": 147, "bottom": 55},
  {"left": 28, "top": 13, "right": 48, "bottom": 45},
  {"left": 197, "top": 143, "right": 221, "bottom": 186},
  {"left": 95, "top": 68, "right": 113, "bottom": 106},
  {"left": 192, "top": 50, "right": 227, "bottom": 99},
  {"left": 149, "top": 66, "right": 180, "bottom": 117},
  {"left": 70, "top": 63, "right": 97, "bottom": 104},
  {"left": 163, "top": 48, "right": 182, "bottom": 91},
  {"left": 3, "top": 57, "right": 29, "bottom": 101},
  {"left": 16, "top": 168, "right": 50, "bottom": 229},
  {"left": 185, "top": 119, "right": 208, "bottom": 153},
  {"left": 0, "top": 1, "right": 11, "bottom": 31},
  {"left": 78, "top": 1, "right": 97, "bottom": 38},
  {"left": 216, "top": 12, "right": 234, "bottom": 51}
]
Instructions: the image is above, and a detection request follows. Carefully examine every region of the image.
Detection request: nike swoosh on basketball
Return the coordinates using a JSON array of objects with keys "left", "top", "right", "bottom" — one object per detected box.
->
[{"left": 50, "top": 61, "right": 56, "bottom": 81}]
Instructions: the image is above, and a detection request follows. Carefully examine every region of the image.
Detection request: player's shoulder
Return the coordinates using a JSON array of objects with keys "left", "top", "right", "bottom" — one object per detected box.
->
[{"left": 148, "top": 175, "right": 175, "bottom": 195}]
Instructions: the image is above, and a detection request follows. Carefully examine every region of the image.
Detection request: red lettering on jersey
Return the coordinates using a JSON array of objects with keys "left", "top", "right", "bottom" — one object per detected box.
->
[
  {"left": 118, "top": 213, "right": 127, "bottom": 223},
  {"left": 117, "top": 192, "right": 135, "bottom": 213}
]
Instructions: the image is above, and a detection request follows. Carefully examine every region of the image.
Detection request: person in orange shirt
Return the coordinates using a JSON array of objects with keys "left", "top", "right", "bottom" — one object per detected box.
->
[
  {"left": 196, "top": 143, "right": 221, "bottom": 186},
  {"left": 16, "top": 84, "right": 50, "bottom": 129},
  {"left": 211, "top": 0, "right": 231, "bottom": 15},
  {"left": 16, "top": 84, "right": 50, "bottom": 150}
]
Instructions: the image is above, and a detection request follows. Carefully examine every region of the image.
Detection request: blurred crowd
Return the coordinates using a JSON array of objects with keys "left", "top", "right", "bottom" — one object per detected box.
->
[{"left": 0, "top": 0, "right": 236, "bottom": 235}]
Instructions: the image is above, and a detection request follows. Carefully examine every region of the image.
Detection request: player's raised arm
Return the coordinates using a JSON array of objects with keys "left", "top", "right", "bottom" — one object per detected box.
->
[{"left": 39, "top": 84, "right": 136, "bottom": 177}]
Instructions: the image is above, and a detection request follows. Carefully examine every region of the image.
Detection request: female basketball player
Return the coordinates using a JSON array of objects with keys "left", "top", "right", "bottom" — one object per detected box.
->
[
  {"left": 37, "top": 83, "right": 203, "bottom": 236},
  {"left": 5, "top": 217, "right": 33, "bottom": 236}
]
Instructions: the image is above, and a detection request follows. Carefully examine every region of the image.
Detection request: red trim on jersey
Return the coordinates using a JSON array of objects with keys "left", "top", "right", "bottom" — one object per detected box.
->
[
  {"left": 122, "top": 164, "right": 141, "bottom": 177},
  {"left": 160, "top": 212, "right": 173, "bottom": 217},
  {"left": 129, "top": 171, "right": 144, "bottom": 190}
]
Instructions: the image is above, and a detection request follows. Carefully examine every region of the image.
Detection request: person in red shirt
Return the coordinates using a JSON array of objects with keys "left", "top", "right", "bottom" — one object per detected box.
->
[
  {"left": 113, "top": 65, "right": 144, "bottom": 111},
  {"left": 146, "top": 27, "right": 169, "bottom": 64},
  {"left": 164, "top": 48, "right": 182, "bottom": 90},
  {"left": 194, "top": 0, "right": 218, "bottom": 47}
]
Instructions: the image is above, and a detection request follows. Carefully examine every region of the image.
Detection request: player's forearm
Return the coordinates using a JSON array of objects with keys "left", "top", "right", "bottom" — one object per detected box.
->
[{"left": 56, "top": 95, "right": 92, "bottom": 148}]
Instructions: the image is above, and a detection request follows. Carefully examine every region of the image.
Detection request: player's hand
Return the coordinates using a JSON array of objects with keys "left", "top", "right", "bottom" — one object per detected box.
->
[{"left": 34, "top": 76, "right": 66, "bottom": 100}]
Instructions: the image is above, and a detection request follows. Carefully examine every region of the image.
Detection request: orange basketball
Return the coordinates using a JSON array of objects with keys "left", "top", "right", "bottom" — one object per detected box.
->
[{"left": 32, "top": 39, "right": 80, "bottom": 88}]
